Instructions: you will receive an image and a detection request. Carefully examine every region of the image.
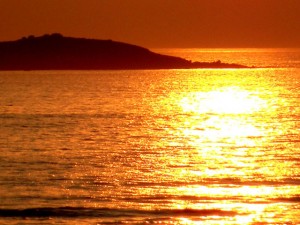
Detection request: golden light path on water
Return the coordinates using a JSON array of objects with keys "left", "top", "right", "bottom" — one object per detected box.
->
[
  {"left": 149, "top": 69, "right": 299, "bottom": 224},
  {"left": 180, "top": 88, "right": 266, "bottom": 148}
]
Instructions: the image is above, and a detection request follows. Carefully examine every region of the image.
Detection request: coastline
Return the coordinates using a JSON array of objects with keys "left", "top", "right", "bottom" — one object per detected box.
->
[{"left": 0, "top": 34, "right": 250, "bottom": 70}]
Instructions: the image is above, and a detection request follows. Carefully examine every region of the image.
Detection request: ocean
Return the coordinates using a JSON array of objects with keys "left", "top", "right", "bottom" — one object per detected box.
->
[{"left": 0, "top": 48, "right": 299, "bottom": 224}]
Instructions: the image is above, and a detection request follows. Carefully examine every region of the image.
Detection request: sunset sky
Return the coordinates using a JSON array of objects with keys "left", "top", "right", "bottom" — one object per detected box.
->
[{"left": 0, "top": 0, "right": 299, "bottom": 48}]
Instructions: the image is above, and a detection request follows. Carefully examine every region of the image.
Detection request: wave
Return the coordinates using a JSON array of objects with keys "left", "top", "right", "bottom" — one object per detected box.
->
[
  {"left": 271, "top": 196, "right": 300, "bottom": 203},
  {"left": 0, "top": 207, "right": 238, "bottom": 218},
  {"left": 123, "top": 178, "right": 300, "bottom": 187}
]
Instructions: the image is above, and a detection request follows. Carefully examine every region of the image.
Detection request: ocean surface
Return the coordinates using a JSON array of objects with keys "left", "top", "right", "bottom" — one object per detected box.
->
[{"left": 0, "top": 48, "right": 299, "bottom": 224}]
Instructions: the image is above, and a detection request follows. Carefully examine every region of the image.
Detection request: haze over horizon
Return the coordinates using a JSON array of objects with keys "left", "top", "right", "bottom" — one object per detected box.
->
[{"left": 0, "top": 0, "right": 299, "bottom": 48}]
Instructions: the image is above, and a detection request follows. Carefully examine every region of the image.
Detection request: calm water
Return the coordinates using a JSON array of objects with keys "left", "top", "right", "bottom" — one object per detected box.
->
[{"left": 0, "top": 49, "right": 299, "bottom": 224}]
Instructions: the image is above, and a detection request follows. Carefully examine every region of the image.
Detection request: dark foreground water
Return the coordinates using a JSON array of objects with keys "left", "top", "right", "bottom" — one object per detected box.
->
[{"left": 0, "top": 49, "right": 299, "bottom": 224}]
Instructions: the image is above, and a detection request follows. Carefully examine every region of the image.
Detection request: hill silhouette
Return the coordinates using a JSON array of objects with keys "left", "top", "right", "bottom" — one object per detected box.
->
[{"left": 0, "top": 34, "right": 249, "bottom": 70}]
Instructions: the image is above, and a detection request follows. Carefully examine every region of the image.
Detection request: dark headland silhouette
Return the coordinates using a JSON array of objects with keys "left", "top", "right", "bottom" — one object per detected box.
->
[{"left": 0, "top": 33, "right": 249, "bottom": 70}]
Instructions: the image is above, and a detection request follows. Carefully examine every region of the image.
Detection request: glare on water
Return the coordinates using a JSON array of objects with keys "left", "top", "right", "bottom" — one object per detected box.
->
[{"left": 138, "top": 68, "right": 300, "bottom": 223}]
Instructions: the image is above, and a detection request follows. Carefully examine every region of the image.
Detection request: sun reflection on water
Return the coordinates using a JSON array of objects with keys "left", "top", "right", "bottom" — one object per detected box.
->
[
  {"left": 178, "top": 86, "right": 268, "bottom": 153},
  {"left": 161, "top": 81, "right": 299, "bottom": 223},
  {"left": 180, "top": 87, "right": 266, "bottom": 115}
]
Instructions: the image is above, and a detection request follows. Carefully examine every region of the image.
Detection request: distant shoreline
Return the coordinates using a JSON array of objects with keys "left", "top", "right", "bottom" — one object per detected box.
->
[{"left": 0, "top": 34, "right": 250, "bottom": 70}]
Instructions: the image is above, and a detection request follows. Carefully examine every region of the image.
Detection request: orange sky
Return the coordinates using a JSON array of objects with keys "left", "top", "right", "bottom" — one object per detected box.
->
[{"left": 0, "top": 0, "right": 299, "bottom": 48}]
